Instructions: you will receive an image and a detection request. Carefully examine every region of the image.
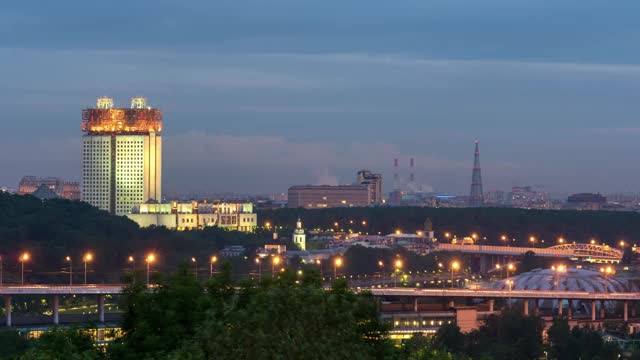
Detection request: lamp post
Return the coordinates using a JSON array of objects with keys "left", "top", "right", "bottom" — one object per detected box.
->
[
  {"left": 255, "top": 258, "right": 261, "bottom": 282},
  {"left": 191, "top": 257, "right": 198, "bottom": 280},
  {"left": 506, "top": 279, "right": 514, "bottom": 307},
  {"left": 378, "top": 260, "right": 385, "bottom": 279},
  {"left": 210, "top": 256, "right": 218, "bottom": 278},
  {"left": 394, "top": 259, "right": 402, "bottom": 287},
  {"left": 66, "top": 256, "right": 73, "bottom": 285},
  {"left": 501, "top": 235, "right": 508, "bottom": 247},
  {"left": 451, "top": 261, "right": 460, "bottom": 289},
  {"left": 316, "top": 259, "right": 322, "bottom": 278},
  {"left": 272, "top": 256, "right": 281, "bottom": 279},
  {"left": 529, "top": 236, "right": 536, "bottom": 248},
  {"left": 128, "top": 256, "right": 135, "bottom": 273},
  {"left": 20, "top": 252, "right": 29, "bottom": 285},
  {"left": 334, "top": 257, "right": 343, "bottom": 280},
  {"left": 552, "top": 264, "right": 566, "bottom": 290},
  {"left": 600, "top": 266, "right": 613, "bottom": 293},
  {"left": 83, "top": 253, "right": 92, "bottom": 284},
  {"left": 146, "top": 253, "right": 155, "bottom": 285},
  {"left": 507, "top": 263, "right": 515, "bottom": 279}
]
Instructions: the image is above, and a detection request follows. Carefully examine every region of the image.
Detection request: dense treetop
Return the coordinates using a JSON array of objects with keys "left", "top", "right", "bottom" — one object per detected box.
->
[{"left": 260, "top": 206, "right": 640, "bottom": 246}]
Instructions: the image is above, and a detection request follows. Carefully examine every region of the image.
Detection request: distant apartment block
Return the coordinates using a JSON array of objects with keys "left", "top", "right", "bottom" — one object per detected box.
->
[
  {"left": 287, "top": 185, "right": 371, "bottom": 208},
  {"left": 18, "top": 176, "right": 80, "bottom": 200},
  {"left": 127, "top": 201, "right": 257, "bottom": 232},
  {"left": 357, "top": 169, "right": 383, "bottom": 205}
]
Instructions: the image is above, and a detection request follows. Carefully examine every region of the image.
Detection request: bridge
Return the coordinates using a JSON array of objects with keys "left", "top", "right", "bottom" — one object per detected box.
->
[
  {"left": 2, "top": 284, "right": 638, "bottom": 334},
  {"left": 0, "top": 285, "right": 124, "bottom": 327},
  {"left": 434, "top": 243, "right": 623, "bottom": 263}
]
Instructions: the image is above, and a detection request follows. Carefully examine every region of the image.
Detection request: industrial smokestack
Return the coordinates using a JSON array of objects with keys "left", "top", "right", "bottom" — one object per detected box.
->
[
  {"left": 394, "top": 158, "right": 399, "bottom": 191},
  {"left": 410, "top": 158, "right": 415, "bottom": 184}
]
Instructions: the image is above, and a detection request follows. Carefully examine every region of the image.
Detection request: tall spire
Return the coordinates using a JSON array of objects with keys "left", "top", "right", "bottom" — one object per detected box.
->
[
  {"left": 293, "top": 216, "right": 306, "bottom": 251},
  {"left": 469, "top": 141, "right": 484, "bottom": 207}
]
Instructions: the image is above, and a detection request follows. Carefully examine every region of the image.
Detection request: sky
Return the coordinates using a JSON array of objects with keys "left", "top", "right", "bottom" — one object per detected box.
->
[{"left": 2, "top": 0, "right": 640, "bottom": 196}]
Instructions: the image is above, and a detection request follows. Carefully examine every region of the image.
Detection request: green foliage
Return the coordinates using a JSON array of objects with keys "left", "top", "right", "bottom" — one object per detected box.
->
[
  {"left": 0, "top": 330, "right": 31, "bottom": 358},
  {"left": 110, "top": 263, "right": 396, "bottom": 359},
  {"left": 547, "top": 319, "right": 619, "bottom": 360},
  {"left": 259, "top": 207, "right": 640, "bottom": 248},
  {"left": 0, "top": 193, "right": 269, "bottom": 283},
  {"left": 433, "top": 323, "right": 464, "bottom": 354},
  {"left": 18, "top": 327, "right": 102, "bottom": 360},
  {"left": 465, "top": 309, "right": 544, "bottom": 360}
]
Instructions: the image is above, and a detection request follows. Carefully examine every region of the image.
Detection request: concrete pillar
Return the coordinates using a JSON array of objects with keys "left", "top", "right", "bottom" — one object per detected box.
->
[
  {"left": 624, "top": 301, "right": 629, "bottom": 322},
  {"left": 600, "top": 301, "right": 606, "bottom": 319},
  {"left": 632, "top": 306, "right": 637, "bottom": 318},
  {"left": 448, "top": 299, "right": 455, "bottom": 308},
  {"left": 523, "top": 300, "right": 529, "bottom": 316},
  {"left": 4, "top": 296, "right": 11, "bottom": 327},
  {"left": 567, "top": 300, "right": 573, "bottom": 320},
  {"left": 479, "top": 255, "right": 488, "bottom": 274},
  {"left": 592, "top": 300, "right": 597, "bottom": 321},
  {"left": 488, "top": 299, "right": 495, "bottom": 312},
  {"left": 97, "top": 295, "right": 105, "bottom": 323},
  {"left": 534, "top": 300, "right": 540, "bottom": 316},
  {"left": 557, "top": 299, "right": 562, "bottom": 316},
  {"left": 52, "top": 295, "right": 59, "bottom": 325},
  {"left": 413, "top": 298, "right": 418, "bottom": 312}
]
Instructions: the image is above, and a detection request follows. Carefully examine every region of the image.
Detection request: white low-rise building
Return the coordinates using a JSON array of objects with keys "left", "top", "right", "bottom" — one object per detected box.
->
[{"left": 127, "top": 201, "right": 257, "bottom": 232}]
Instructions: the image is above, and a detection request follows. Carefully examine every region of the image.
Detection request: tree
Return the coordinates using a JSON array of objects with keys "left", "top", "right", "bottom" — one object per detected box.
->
[
  {"left": 19, "top": 327, "right": 101, "bottom": 360},
  {"left": 433, "top": 322, "right": 464, "bottom": 354},
  {"left": 109, "top": 263, "right": 397, "bottom": 359}
]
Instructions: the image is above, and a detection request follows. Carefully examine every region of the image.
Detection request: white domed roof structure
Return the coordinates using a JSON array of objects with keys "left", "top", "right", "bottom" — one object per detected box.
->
[{"left": 491, "top": 268, "right": 637, "bottom": 293}]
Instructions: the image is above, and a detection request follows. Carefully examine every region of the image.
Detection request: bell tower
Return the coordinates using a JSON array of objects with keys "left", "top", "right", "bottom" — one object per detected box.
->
[{"left": 292, "top": 217, "right": 306, "bottom": 251}]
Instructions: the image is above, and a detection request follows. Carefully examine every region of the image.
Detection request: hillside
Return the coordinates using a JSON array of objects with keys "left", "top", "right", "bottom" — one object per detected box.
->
[
  {"left": 259, "top": 206, "right": 640, "bottom": 247},
  {"left": 0, "top": 193, "right": 264, "bottom": 283}
]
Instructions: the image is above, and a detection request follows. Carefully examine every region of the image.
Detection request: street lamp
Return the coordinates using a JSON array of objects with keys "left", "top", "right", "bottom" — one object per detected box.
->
[
  {"left": 210, "top": 256, "right": 218, "bottom": 278},
  {"left": 506, "top": 279, "right": 514, "bottom": 307},
  {"left": 529, "top": 236, "right": 536, "bottom": 247},
  {"left": 334, "top": 257, "right": 343, "bottom": 280},
  {"left": 146, "top": 253, "right": 156, "bottom": 285},
  {"left": 600, "top": 266, "right": 613, "bottom": 293},
  {"left": 558, "top": 237, "right": 564, "bottom": 244},
  {"left": 66, "top": 256, "right": 73, "bottom": 285},
  {"left": 272, "top": 256, "right": 281, "bottom": 279},
  {"left": 255, "top": 258, "right": 261, "bottom": 282},
  {"left": 20, "top": 252, "right": 29, "bottom": 285},
  {"left": 507, "top": 263, "right": 515, "bottom": 278},
  {"left": 451, "top": 261, "right": 460, "bottom": 289},
  {"left": 620, "top": 240, "right": 626, "bottom": 248},
  {"left": 551, "top": 264, "right": 566, "bottom": 290},
  {"left": 394, "top": 259, "right": 403, "bottom": 287},
  {"left": 191, "top": 257, "right": 198, "bottom": 280},
  {"left": 314, "top": 259, "right": 323, "bottom": 278},
  {"left": 128, "top": 256, "right": 135, "bottom": 273},
  {"left": 83, "top": 253, "right": 93, "bottom": 284},
  {"left": 378, "top": 260, "right": 385, "bottom": 279}
]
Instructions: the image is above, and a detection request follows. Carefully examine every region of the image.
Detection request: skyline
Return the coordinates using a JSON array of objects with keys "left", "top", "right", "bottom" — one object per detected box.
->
[{"left": 3, "top": 1, "right": 640, "bottom": 194}]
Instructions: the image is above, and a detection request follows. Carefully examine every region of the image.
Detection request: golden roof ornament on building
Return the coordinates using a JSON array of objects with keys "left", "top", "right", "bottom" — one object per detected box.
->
[
  {"left": 130, "top": 97, "right": 147, "bottom": 109},
  {"left": 96, "top": 97, "right": 113, "bottom": 109}
]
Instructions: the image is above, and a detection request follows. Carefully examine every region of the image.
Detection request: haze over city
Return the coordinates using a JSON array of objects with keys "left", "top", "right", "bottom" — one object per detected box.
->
[{"left": 3, "top": 1, "right": 640, "bottom": 195}]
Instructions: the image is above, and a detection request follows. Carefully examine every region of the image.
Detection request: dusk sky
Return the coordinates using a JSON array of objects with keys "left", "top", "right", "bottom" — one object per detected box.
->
[{"left": 2, "top": 1, "right": 640, "bottom": 196}]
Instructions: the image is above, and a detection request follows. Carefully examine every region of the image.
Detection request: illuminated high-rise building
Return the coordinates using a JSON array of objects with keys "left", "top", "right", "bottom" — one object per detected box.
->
[{"left": 81, "top": 97, "right": 162, "bottom": 215}]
